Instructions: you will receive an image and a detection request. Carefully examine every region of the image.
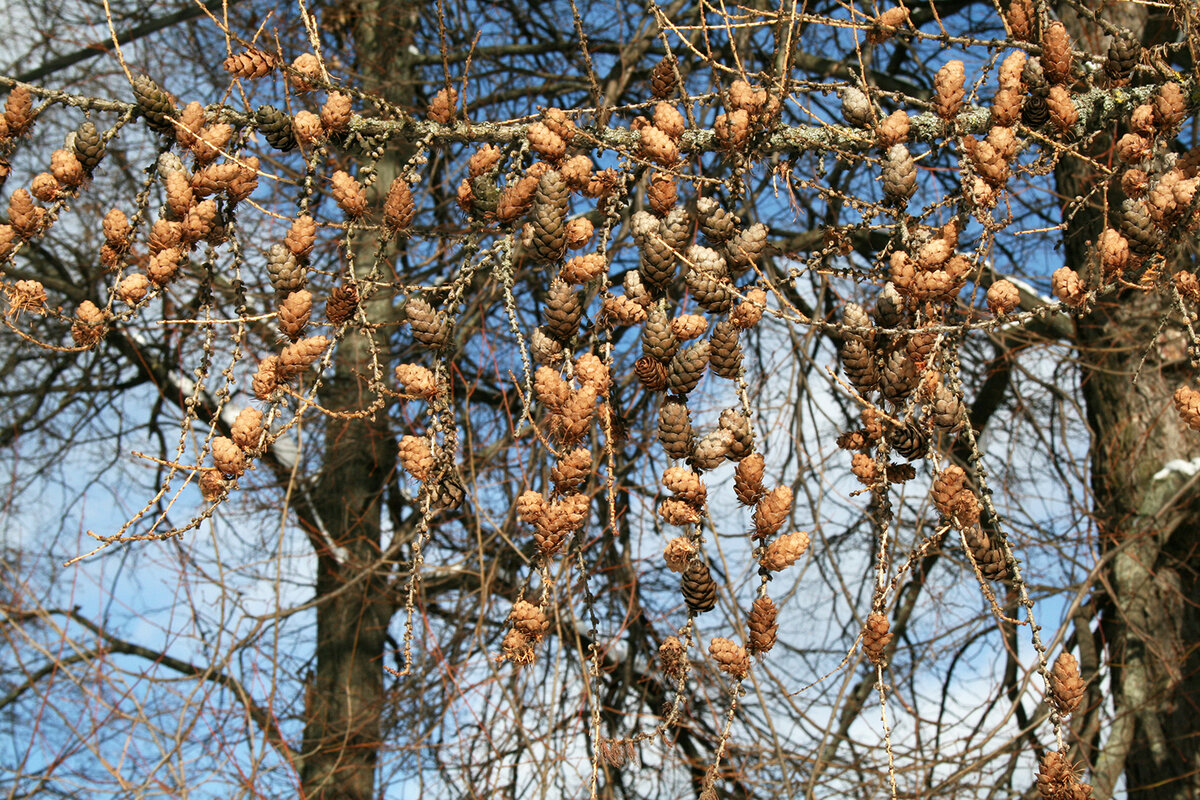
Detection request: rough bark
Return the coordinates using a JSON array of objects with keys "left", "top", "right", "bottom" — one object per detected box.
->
[
  {"left": 299, "top": 2, "right": 417, "bottom": 797},
  {"left": 1056, "top": 8, "right": 1200, "bottom": 798}
]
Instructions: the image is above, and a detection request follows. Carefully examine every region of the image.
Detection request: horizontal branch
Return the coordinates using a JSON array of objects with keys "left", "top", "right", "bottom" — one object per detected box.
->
[{"left": 0, "top": 73, "right": 1189, "bottom": 157}]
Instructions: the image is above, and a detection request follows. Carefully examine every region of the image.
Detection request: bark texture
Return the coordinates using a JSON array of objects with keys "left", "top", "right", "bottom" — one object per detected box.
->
[
  {"left": 299, "top": 2, "right": 417, "bottom": 797},
  {"left": 1057, "top": 7, "right": 1200, "bottom": 797}
]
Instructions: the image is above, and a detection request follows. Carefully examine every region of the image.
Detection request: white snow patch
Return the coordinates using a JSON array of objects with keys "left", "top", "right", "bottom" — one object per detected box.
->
[{"left": 1152, "top": 458, "right": 1200, "bottom": 481}]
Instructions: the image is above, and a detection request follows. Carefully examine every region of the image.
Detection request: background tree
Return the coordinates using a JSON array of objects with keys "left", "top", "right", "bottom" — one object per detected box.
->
[{"left": 0, "top": 1, "right": 1197, "bottom": 799}]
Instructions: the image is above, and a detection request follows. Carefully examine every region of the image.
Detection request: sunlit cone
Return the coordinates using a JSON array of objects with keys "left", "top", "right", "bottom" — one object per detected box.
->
[
  {"left": 1046, "top": 86, "right": 1077, "bottom": 135},
  {"left": 192, "top": 122, "right": 232, "bottom": 165},
  {"left": 1047, "top": 652, "right": 1086, "bottom": 717},
  {"left": 1155, "top": 82, "right": 1186, "bottom": 131},
  {"left": 1176, "top": 272, "right": 1200, "bottom": 304},
  {"left": 851, "top": 452, "right": 878, "bottom": 486},
  {"left": 999, "top": 51, "right": 1026, "bottom": 92},
  {"left": 331, "top": 170, "right": 367, "bottom": 218},
  {"left": 667, "top": 341, "right": 709, "bottom": 395},
  {"left": 5, "top": 279, "right": 45, "bottom": 315},
  {"left": 761, "top": 530, "right": 810, "bottom": 571},
  {"left": 516, "top": 490, "right": 546, "bottom": 525},
  {"left": 1036, "top": 751, "right": 1091, "bottom": 800},
  {"left": 639, "top": 125, "right": 678, "bottom": 166},
  {"left": 511, "top": 600, "right": 550, "bottom": 641},
  {"left": 278, "top": 290, "right": 313, "bottom": 340},
  {"left": 561, "top": 253, "right": 606, "bottom": 284},
  {"left": 551, "top": 448, "right": 592, "bottom": 492},
  {"left": 876, "top": 110, "right": 910, "bottom": 147},
  {"left": 709, "top": 637, "right": 749, "bottom": 679},
  {"left": 564, "top": 217, "right": 593, "bottom": 251},
  {"left": 103, "top": 208, "right": 132, "bottom": 250},
  {"left": 681, "top": 559, "right": 717, "bottom": 613},
  {"left": 658, "top": 635, "right": 686, "bottom": 679},
  {"left": 534, "top": 366, "right": 571, "bottom": 412},
  {"left": 293, "top": 110, "right": 322, "bottom": 145},
  {"left": 986, "top": 280, "right": 1020, "bottom": 315},
  {"left": 664, "top": 537, "right": 696, "bottom": 573},
  {"left": 132, "top": 76, "right": 178, "bottom": 136},
  {"left": 212, "top": 436, "right": 247, "bottom": 477},
  {"left": 231, "top": 407, "right": 264, "bottom": 451},
  {"left": 1005, "top": 0, "right": 1034, "bottom": 41},
  {"left": 393, "top": 364, "right": 437, "bottom": 400},
  {"left": 714, "top": 109, "right": 751, "bottom": 150},
  {"left": 753, "top": 486, "right": 793, "bottom": 540},
  {"left": 398, "top": 436, "right": 435, "bottom": 483},
  {"left": 289, "top": 53, "right": 322, "bottom": 91},
  {"left": 1051, "top": 266, "right": 1085, "bottom": 307},
  {"left": 50, "top": 149, "right": 84, "bottom": 189},
  {"left": 652, "top": 102, "right": 684, "bottom": 141},
  {"left": 71, "top": 300, "right": 107, "bottom": 347},
  {"left": 427, "top": 87, "right": 457, "bottom": 124},
  {"left": 1105, "top": 30, "right": 1139, "bottom": 83},
  {"left": 881, "top": 350, "right": 918, "bottom": 404},
  {"left": 934, "top": 61, "right": 965, "bottom": 122},
  {"left": 527, "top": 122, "right": 566, "bottom": 162},
  {"left": 198, "top": 469, "right": 227, "bottom": 502},
  {"left": 542, "top": 107, "right": 576, "bottom": 144},
  {"left": 992, "top": 88, "right": 1023, "bottom": 127},
  {"left": 731, "top": 288, "right": 767, "bottom": 329},
  {"left": 164, "top": 170, "right": 193, "bottom": 218},
  {"left": 224, "top": 48, "right": 275, "bottom": 79},
  {"left": 841, "top": 86, "right": 874, "bottom": 128},
  {"left": 8, "top": 190, "right": 44, "bottom": 238},
  {"left": 279, "top": 335, "right": 329, "bottom": 377},
  {"left": 558, "top": 155, "right": 592, "bottom": 192},
  {"left": 871, "top": 5, "right": 909, "bottom": 39},
  {"left": 663, "top": 466, "right": 706, "bottom": 507},
  {"left": 252, "top": 356, "right": 279, "bottom": 400},
  {"left": 1097, "top": 229, "right": 1129, "bottom": 277},
  {"left": 650, "top": 56, "right": 678, "bottom": 99},
  {"left": 659, "top": 398, "right": 694, "bottom": 460},
  {"left": 500, "top": 629, "right": 536, "bottom": 666},
  {"left": 707, "top": 321, "right": 743, "bottom": 380},
  {"left": 117, "top": 273, "right": 150, "bottom": 305},
  {"left": 496, "top": 175, "right": 539, "bottom": 223},
  {"left": 550, "top": 386, "right": 598, "bottom": 447},
  {"left": 735, "top": 453, "right": 765, "bottom": 506},
  {"left": 747, "top": 596, "right": 778, "bottom": 654},
  {"left": 963, "top": 524, "right": 1009, "bottom": 580},
  {"left": 325, "top": 283, "right": 359, "bottom": 325},
  {"left": 255, "top": 105, "right": 296, "bottom": 151},
  {"left": 406, "top": 297, "right": 450, "bottom": 349},
  {"left": 635, "top": 354, "right": 668, "bottom": 390},
  {"left": 575, "top": 353, "right": 610, "bottom": 396},
  {"left": 3, "top": 86, "right": 34, "bottom": 137},
  {"left": 182, "top": 199, "right": 219, "bottom": 244},
  {"left": 882, "top": 144, "right": 917, "bottom": 206},
  {"left": 647, "top": 172, "right": 676, "bottom": 216},
  {"left": 690, "top": 428, "right": 733, "bottom": 471},
  {"left": 268, "top": 243, "right": 306, "bottom": 293},
  {"left": 1037, "top": 21, "right": 1072, "bottom": 85},
  {"left": 147, "top": 248, "right": 181, "bottom": 286},
  {"left": 542, "top": 279, "right": 582, "bottom": 343},
  {"left": 862, "top": 612, "right": 893, "bottom": 665},
  {"left": 1173, "top": 385, "right": 1200, "bottom": 431},
  {"left": 718, "top": 409, "right": 753, "bottom": 460},
  {"left": 836, "top": 429, "right": 868, "bottom": 451},
  {"left": 1119, "top": 199, "right": 1160, "bottom": 256},
  {"left": 660, "top": 497, "right": 702, "bottom": 526},
  {"left": 696, "top": 198, "right": 737, "bottom": 243},
  {"left": 686, "top": 268, "right": 734, "bottom": 314},
  {"left": 321, "top": 92, "right": 353, "bottom": 132},
  {"left": 31, "top": 173, "right": 58, "bottom": 203}
]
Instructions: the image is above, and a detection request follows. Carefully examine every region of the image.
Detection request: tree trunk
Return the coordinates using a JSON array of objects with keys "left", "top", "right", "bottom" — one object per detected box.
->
[
  {"left": 300, "top": 2, "right": 417, "bottom": 797},
  {"left": 1056, "top": 8, "right": 1200, "bottom": 795}
]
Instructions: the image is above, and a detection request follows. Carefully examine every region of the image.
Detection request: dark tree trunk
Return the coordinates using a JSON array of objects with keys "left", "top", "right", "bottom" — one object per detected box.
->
[
  {"left": 1056, "top": 8, "right": 1200, "bottom": 797},
  {"left": 299, "top": 2, "right": 418, "bottom": 797}
]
